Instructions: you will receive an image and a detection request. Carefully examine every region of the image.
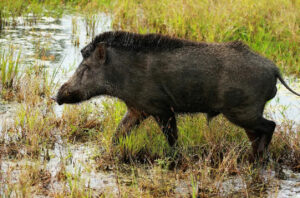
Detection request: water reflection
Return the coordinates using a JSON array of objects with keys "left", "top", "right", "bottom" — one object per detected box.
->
[{"left": 0, "top": 14, "right": 111, "bottom": 70}]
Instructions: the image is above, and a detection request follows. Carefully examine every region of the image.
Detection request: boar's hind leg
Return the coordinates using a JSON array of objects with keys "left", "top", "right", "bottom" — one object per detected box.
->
[
  {"left": 245, "top": 118, "right": 276, "bottom": 158},
  {"left": 224, "top": 112, "right": 276, "bottom": 158},
  {"left": 155, "top": 115, "right": 178, "bottom": 146},
  {"left": 113, "top": 107, "right": 148, "bottom": 144}
]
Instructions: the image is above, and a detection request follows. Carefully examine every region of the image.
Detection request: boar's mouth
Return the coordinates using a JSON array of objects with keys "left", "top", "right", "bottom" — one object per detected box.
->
[{"left": 56, "top": 89, "right": 86, "bottom": 105}]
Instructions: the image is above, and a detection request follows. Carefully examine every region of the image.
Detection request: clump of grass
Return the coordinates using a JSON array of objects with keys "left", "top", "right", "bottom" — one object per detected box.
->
[
  {"left": 0, "top": 46, "right": 21, "bottom": 100},
  {"left": 59, "top": 102, "right": 103, "bottom": 142},
  {"left": 84, "top": 14, "right": 99, "bottom": 39},
  {"left": 71, "top": 17, "right": 80, "bottom": 47},
  {"left": 13, "top": 103, "right": 56, "bottom": 157}
]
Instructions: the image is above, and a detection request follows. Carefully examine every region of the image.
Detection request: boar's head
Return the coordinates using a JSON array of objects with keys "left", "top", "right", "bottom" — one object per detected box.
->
[{"left": 55, "top": 42, "right": 108, "bottom": 105}]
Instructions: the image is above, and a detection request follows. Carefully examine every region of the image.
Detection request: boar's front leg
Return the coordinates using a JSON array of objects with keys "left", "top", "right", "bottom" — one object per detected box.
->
[
  {"left": 155, "top": 115, "right": 178, "bottom": 146},
  {"left": 113, "top": 107, "right": 148, "bottom": 144}
]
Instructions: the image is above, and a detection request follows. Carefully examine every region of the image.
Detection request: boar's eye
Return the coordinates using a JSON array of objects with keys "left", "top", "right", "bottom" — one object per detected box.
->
[
  {"left": 82, "top": 64, "right": 90, "bottom": 70},
  {"left": 81, "top": 43, "right": 93, "bottom": 58}
]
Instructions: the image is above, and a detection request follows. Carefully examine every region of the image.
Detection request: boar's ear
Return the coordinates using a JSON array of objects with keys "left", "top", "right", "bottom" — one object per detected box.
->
[{"left": 96, "top": 42, "right": 106, "bottom": 64}]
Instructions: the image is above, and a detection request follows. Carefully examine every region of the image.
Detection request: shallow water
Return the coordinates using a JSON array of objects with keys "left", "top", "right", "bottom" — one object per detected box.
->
[
  {"left": 0, "top": 14, "right": 111, "bottom": 69},
  {"left": 218, "top": 169, "right": 300, "bottom": 198},
  {"left": 45, "top": 141, "right": 118, "bottom": 195},
  {"left": 0, "top": 143, "right": 118, "bottom": 196},
  {"left": 268, "top": 78, "right": 300, "bottom": 124},
  {"left": 0, "top": 13, "right": 299, "bottom": 197}
]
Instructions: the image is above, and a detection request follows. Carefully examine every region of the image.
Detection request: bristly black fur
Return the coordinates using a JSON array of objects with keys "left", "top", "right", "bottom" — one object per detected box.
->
[
  {"left": 81, "top": 31, "right": 206, "bottom": 58},
  {"left": 226, "top": 40, "right": 250, "bottom": 52}
]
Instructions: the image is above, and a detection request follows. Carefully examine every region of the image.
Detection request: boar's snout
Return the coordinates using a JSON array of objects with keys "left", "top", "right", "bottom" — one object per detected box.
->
[
  {"left": 55, "top": 83, "right": 84, "bottom": 105},
  {"left": 55, "top": 94, "right": 64, "bottom": 105}
]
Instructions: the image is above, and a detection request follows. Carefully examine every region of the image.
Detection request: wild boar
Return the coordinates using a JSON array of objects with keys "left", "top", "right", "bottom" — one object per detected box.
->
[{"left": 54, "top": 31, "right": 300, "bottom": 158}]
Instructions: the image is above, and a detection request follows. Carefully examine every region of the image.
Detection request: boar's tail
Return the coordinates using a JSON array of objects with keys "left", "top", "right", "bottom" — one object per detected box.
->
[{"left": 276, "top": 71, "right": 300, "bottom": 97}]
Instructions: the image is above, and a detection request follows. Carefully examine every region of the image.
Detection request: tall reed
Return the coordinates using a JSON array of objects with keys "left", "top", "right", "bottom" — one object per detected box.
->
[{"left": 0, "top": 46, "right": 21, "bottom": 99}]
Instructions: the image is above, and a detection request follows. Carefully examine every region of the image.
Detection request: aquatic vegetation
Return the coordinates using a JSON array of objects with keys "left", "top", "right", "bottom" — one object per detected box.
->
[
  {"left": 0, "top": 0, "right": 65, "bottom": 28},
  {"left": 0, "top": 46, "right": 21, "bottom": 100},
  {"left": 84, "top": 14, "right": 99, "bottom": 39},
  {"left": 71, "top": 17, "right": 80, "bottom": 47}
]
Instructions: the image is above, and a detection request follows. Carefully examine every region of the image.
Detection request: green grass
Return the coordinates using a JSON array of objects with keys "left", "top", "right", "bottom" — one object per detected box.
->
[
  {"left": 107, "top": 0, "right": 300, "bottom": 74},
  {"left": 97, "top": 100, "right": 299, "bottom": 168},
  {"left": 0, "top": 46, "right": 21, "bottom": 100}
]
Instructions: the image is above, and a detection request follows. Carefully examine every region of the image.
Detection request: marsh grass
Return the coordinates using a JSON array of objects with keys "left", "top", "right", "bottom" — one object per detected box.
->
[
  {"left": 72, "top": 17, "right": 80, "bottom": 47},
  {"left": 109, "top": 0, "right": 300, "bottom": 74},
  {"left": 97, "top": 100, "right": 299, "bottom": 165},
  {"left": 1, "top": 96, "right": 299, "bottom": 197},
  {"left": 84, "top": 14, "right": 99, "bottom": 39},
  {"left": 0, "top": 0, "right": 66, "bottom": 29},
  {"left": 92, "top": 100, "right": 299, "bottom": 197},
  {"left": 0, "top": 46, "right": 21, "bottom": 100}
]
